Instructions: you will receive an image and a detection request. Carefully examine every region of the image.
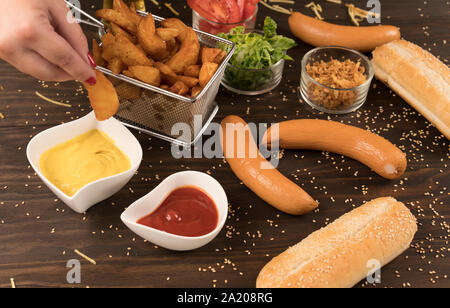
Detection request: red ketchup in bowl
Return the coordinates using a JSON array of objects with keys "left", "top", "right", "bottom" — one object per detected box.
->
[{"left": 137, "top": 186, "right": 219, "bottom": 237}]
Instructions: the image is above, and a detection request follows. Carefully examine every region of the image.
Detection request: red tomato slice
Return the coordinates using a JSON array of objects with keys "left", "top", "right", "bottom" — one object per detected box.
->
[
  {"left": 188, "top": 0, "right": 243, "bottom": 24},
  {"left": 188, "top": 0, "right": 221, "bottom": 22},
  {"left": 236, "top": 0, "right": 246, "bottom": 18},
  {"left": 227, "top": 0, "right": 243, "bottom": 23},
  {"left": 243, "top": 2, "right": 257, "bottom": 20}
]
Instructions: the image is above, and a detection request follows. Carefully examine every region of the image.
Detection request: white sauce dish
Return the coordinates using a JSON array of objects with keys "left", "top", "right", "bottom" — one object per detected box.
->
[
  {"left": 121, "top": 171, "right": 228, "bottom": 251},
  {"left": 27, "top": 112, "right": 143, "bottom": 213}
]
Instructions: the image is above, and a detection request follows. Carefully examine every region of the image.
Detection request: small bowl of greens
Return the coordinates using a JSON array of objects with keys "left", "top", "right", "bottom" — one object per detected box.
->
[{"left": 217, "top": 17, "right": 296, "bottom": 95}]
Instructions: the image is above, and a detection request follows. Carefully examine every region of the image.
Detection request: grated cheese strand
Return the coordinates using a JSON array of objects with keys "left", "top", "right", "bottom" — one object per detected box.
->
[
  {"left": 260, "top": 1, "right": 292, "bottom": 15},
  {"left": 74, "top": 249, "right": 97, "bottom": 265},
  {"left": 35, "top": 91, "right": 72, "bottom": 108},
  {"left": 305, "top": 2, "right": 324, "bottom": 20},
  {"left": 346, "top": 4, "right": 380, "bottom": 26},
  {"left": 269, "top": 0, "right": 295, "bottom": 4},
  {"left": 10, "top": 278, "right": 15, "bottom": 288},
  {"left": 164, "top": 3, "right": 180, "bottom": 16}
]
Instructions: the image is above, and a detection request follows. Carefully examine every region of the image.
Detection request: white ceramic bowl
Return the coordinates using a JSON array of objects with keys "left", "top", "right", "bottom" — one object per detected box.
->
[
  {"left": 27, "top": 112, "right": 143, "bottom": 213},
  {"left": 121, "top": 171, "right": 228, "bottom": 251}
]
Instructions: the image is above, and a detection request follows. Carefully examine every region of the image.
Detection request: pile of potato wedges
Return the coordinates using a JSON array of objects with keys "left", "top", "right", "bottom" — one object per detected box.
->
[{"left": 93, "top": 0, "right": 227, "bottom": 99}]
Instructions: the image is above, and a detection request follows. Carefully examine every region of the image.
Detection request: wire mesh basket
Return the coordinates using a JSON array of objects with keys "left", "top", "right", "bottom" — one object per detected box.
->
[{"left": 95, "top": 13, "right": 236, "bottom": 146}]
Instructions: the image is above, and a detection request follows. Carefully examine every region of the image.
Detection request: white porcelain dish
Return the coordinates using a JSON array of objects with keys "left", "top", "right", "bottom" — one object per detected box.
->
[
  {"left": 121, "top": 171, "right": 228, "bottom": 251},
  {"left": 26, "top": 112, "right": 143, "bottom": 213}
]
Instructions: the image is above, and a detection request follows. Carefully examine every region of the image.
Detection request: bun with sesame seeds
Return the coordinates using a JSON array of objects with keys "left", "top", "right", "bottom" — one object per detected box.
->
[
  {"left": 256, "top": 197, "right": 417, "bottom": 288},
  {"left": 372, "top": 40, "right": 450, "bottom": 139}
]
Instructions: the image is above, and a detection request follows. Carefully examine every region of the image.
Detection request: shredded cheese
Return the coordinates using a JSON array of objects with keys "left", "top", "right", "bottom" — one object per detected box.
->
[
  {"left": 10, "top": 278, "right": 15, "bottom": 288},
  {"left": 164, "top": 3, "right": 180, "bottom": 16},
  {"left": 0, "top": 112, "right": 4, "bottom": 119},
  {"left": 74, "top": 249, "right": 97, "bottom": 265},
  {"left": 35, "top": 91, "right": 72, "bottom": 108},
  {"left": 326, "top": 0, "right": 342, "bottom": 4},
  {"left": 150, "top": 0, "right": 159, "bottom": 5},
  {"left": 305, "top": 2, "right": 324, "bottom": 20},
  {"left": 269, "top": 0, "right": 295, "bottom": 4},
  {"left": 260, "top": 1, "right": 292, "bottom": 15},
  {"left": 346, "top": 4, "right": 380, "bottom": 26}
]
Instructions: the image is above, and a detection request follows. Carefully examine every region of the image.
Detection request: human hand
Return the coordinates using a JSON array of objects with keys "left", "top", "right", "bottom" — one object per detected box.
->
[{"left": 0, "top": 0, "right": 96, "bottom": 84}]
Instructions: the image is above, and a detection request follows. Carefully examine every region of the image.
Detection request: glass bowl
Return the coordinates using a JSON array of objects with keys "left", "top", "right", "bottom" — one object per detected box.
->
[
  {"left": 299, "top": 46, "right": 374, "bottom": 114},
  {"left": 192, "top": 5, "right": 258, "bottom": 35},
  {"left": 221, "top": 58, "right": 285, "bottom": 95}
]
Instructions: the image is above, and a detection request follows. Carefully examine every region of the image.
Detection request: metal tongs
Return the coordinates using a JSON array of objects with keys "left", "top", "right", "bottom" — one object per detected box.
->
[{"left": 64, "top": 0, "right": 105, "bottom": 29}]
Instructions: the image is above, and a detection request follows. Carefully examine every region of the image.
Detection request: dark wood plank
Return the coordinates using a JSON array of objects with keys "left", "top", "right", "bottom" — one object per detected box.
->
[{"left": 0, "top": 0, "right": 448, "bottom": 288}]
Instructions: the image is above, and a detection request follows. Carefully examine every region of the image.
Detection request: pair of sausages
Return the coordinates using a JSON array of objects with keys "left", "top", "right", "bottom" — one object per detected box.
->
[{"left": 221, "top": 116, "right": 407, "bottom": 215}]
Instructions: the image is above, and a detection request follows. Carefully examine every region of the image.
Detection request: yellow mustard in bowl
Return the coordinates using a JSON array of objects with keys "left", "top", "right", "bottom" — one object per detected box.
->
[{"left": 39, "top": 129, "right": 131, "bottom": 197}]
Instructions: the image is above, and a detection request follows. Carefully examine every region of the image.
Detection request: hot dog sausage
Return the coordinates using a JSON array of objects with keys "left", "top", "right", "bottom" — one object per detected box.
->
[
  {"left": 262, "top": 119, "right": 407, "bottom": 180},
  {"left": 289, "top": 12, "right": 401, "bottom": 52},
  {"left": 221, "top": 116, "right": 318, "bottom": 216}
]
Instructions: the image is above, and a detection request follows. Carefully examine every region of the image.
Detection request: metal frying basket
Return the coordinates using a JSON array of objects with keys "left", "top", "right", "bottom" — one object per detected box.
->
[{"left": 69, "top": 2, "right": 235, "bottom": 146}]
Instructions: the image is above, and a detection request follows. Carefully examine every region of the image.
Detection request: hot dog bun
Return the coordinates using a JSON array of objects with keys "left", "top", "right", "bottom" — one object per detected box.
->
[
  {"left": 289, "top": 12, "right": 400, "bottom": 52},
  {"left": 221, "top": 115, "right": 318, "bottom": 216},
  {"left": 372, "top": 40, "right": 450, "bottom": 139},
  {"left": 256, "top": 197, "right": 417, "bottom": 288},
  {"left": 262, "top": 119, "right": 407, "bottom": 180}
]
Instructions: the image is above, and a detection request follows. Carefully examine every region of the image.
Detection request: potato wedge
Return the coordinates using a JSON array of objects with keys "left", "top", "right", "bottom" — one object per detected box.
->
[
  {"left": 113, "top": 0, "right": 141, "bottom": 26},
  {"left": 92, "top": 39, "right": 105, "bottom": 67},
  {"left": 164, "top": 38, "right": 180, "bottom": 61},
  {"left": 137, "top": 14, "right": 168, "bottom": 61},
  {"left": 83, "top": 70, "right": 119, "bottom": 121},
  {"left": 101, "top": 32, "right": 117, "bottom": 62},
  {"left": 166, "top": 28, "right": 200, "bottom": 74},
  {"left": 128, "top": 66, "right": 161, "bottom": 86},
  {"left": 215, "top": 50, "right": 227, "bottom": 64},
  {"left": 184, "top": 65, "right": 201, "bottom": 78},
  {"left": 107, "top": 57, "right": 125, "bottom": 75},
  {"left": 155, "top": 62, "right": 178, "bottom": 85},
  {"left": 169, "top": 81, "right": 189, "bottom": 96},
  {"left": 191, "top": 86, "right": 203, "bottom": 98},
  {"left": 199, "top": 62, "right": 218, "bottom": 88},
  {"left": 115, "top": 33, "right": 154, "bottom": 66},
  {"left": 201, "top": 47, "right": 227, "bottom": 64},
  {"left": 161, "top": 18, "right": 188, "bottom": 42},
  {"left": 115, "top": 82, "right": 141, "bottom": 100},
  {"left": 176, "top": 75, "right": 198, "bottom": 88},
  {"left": 122, "top": 70, "right": 134, "bottom": 78},
  {"left": 110, "top": 22, "right": 137, "bottom": 44},
  {"left": 156, "top": 28, "right": 181, "bottom": 41},
  {"left": 96, "top": 9, "right": 137, "bottom": 34},
  {"left": 129, "top": 2, "right": 143, "bottom": 24}
]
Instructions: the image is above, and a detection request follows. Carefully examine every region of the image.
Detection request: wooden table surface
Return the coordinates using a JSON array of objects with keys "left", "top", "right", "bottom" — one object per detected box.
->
[{"left": 0, "top": 0, "right": 448, "bottom": 288}]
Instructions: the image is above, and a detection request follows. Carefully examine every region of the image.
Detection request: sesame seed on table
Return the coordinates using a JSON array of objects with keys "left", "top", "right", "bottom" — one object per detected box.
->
[{"left": 0, "top": 0, "right": 448, "bottom": 288}]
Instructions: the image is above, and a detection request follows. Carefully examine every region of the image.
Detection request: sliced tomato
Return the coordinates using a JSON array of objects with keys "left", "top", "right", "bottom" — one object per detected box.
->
[
  {"left": 236, "top": 0, "right": 246, "bottom": 18},
  {"left": 227, "top": 0, "right": 244, "bottom": 23},
  {"left": 188, "top": 0, "right": 242, "bottom": 23},
  {"left": 188, "top": 0, "right": 222, "bottom": 22},
  {"left": 243, "top": 1, "right": 257, "bottom": 20}
]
